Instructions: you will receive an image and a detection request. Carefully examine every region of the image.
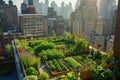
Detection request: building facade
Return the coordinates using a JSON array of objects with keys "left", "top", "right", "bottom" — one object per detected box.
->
[
  {"left": 19, "top": 14, "right": 48, "bottom": 37},
  {"left": 70, "top": 0, "right": 111, "bottom": 51},
  {"left": 47, "top": 7, "right": 65, "bottom": 36},
  {"left": 98, "top": 0, "right": 117, "bottom": 36},
  {"left": 0, "top": 0, "right": 18, "bottom": 32},
  {"left": 114, "top": 0, "right": 120, "bottom": 58},
  {"left": 71, "top": 0, "right": 98, "bottom": 37}
]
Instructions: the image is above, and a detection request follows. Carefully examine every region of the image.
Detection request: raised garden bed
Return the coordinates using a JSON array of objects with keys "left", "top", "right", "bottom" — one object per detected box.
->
[
  {"left": 46, "top": 59, "right": 69, "bottom": 76},
  {"left": 74, "top": 56, "right": 94, "bottom": 67},
  {"left": 64, "top": 57, "right": 83, "bottom": 70}
]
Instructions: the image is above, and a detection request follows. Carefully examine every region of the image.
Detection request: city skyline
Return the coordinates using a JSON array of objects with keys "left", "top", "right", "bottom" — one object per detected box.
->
[{"left": 4, "top": 0, "right": 77, "bottom": 11}]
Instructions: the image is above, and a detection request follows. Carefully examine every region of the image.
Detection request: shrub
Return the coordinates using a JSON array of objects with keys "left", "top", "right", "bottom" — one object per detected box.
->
[
  {"left": 29, "top": 40, "right": 47, "bottom": 48},
  {"left": 20, "top": 54, "right": 40, "bottom": 69},
  {"left": 90, "top": 66, "right": 113, "bottom": 80},
  {"left": 50, "top": 65, "right": 55, "bottom": 71},
  {"left": 39, "top": 49, "right": 63, "bottom": 60},
  {"left": 26, "top": 67, "right": 38, "bottom": 76},
  {"left": 38, "top": 71, "right": 49, "bottom": 80},
  {"left": 5, "top": 44, "right": 12, "bottom": 53},
  {"left": 73, "top": 39, "right": 88, "bottom": 55},
  {"left": 25, "top": 47, "right": 35, "bottom": 54},
  {"left": 35, "top": 42, "right": 54, "bottom": 53}
]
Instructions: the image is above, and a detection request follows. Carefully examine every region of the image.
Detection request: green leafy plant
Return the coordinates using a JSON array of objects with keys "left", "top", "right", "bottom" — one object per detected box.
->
[
  {"left": 39, "top": 49, "right": 63, "bottom": 60},
  {"left": 74, "top": 56, "right": 95, "bottom": 67},
  {"left": 59, "top": 71, "right": 76, "bottom": 80},
  {"left": 73, "top": 39, "right": 88, "bottom": 55},
  {"left": 26, "top": 67, "right": 38, "bottom": 76},
  {"left": 38, "top": 71, "right": 49, "bottom": 80},
  {"left": 64, "top": 57, "right": 80, "bottom": 69},
  {"left": 47, "top": 59, "right": 68, "bottom": 72},
  {"left": 90, "top": 65, "right": 113, "bottom": 80},
  {"left": 35, "top": 42, "right": 54, "bottom": 53}
]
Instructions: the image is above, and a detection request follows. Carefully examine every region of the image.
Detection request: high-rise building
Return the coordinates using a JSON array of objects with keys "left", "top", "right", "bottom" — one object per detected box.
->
[
  {"left": 39, "top": 2, "right": 46, "bottom": 15},
  {"left": 21, "top": 0, "right": 36, "bottom": 14},
  {"left": 98, "top": 0, "right": 116, "bottom": 19},
  {"left": 60, "top": 2, "right": 65, "bottom": 18},
  {"left": 71, "top": 0, "right": 98, "bottom": 37},
  {"left": 0, "top": 0, "right": 18, "bottom": 32},
  {"left": 21, "top": 2, "right": 28, "bottom": 14},
  {"left": 9, "top": 0, "right": 13, "bottom": 5},
  {"left": 98, "top": 0, "right": 116, "bottom": 36},
  {"left": 33, "top": 0, "right": 40, "bottom": 14},
  {"left": 47, "top": 7, "right": 65, "bottom": 36},
  {"left": 24, "top": 0, "right": 28, "bottom": 3},
  {"left": 45, "top": 0, "right": 49, "bottom": 9},
  {"left": 28, "top": 0, "right": 33, "bottom": 6},
  {"left": 51, "top": 1, "right": 59, "bottom": 14},
  {"left": 75, "top": 0, "right": 81, "bottom": 9},
  {"left": 71, "top": 0, "right": 108, "bottom": 51},
  {"left": 114, "top": 0, "right": 120, "bottom": 58},
  {"left": 44, "top": 0, "right": 49, "bottom": 15}
]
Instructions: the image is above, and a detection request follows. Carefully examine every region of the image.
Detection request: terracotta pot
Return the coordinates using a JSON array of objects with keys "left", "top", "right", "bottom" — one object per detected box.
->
[{"left": 80, "top": 68, "right": 90, "bottom": 80}]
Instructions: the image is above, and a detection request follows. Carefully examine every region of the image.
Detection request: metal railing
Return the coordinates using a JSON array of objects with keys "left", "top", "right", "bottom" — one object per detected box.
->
[{"left": 12, "top": 40, "right": 24, "bottom": 80}]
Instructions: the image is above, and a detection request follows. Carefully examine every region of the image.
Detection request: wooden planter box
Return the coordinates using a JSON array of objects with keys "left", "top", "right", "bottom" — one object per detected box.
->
[
  {"left": 62, "top": 59, "right": 73, "bottom": 71},
  {"left": 21, "top": 63, "right": 27, "bottom": 77},
  {"left": 106, "top": 64, "right": 120, "bottom": 69},
  {"left": 46, "top": 62, "right": 69, "bottom": 77}
]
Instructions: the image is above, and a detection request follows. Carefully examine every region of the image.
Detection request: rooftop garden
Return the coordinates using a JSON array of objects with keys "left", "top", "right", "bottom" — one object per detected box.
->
[{"left": 15, "top": 33, "right": 120, "bottom": 80}]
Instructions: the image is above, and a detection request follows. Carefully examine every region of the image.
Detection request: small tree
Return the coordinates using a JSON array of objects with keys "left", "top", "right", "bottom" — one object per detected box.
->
[{"left": 73, "top": 39, "right": 88, "bottom": 55}]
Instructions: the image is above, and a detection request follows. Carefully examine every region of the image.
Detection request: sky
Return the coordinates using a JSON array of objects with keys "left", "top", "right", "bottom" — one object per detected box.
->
[{"left": 4, "top": 0, "right": 77, "bottom": 11}]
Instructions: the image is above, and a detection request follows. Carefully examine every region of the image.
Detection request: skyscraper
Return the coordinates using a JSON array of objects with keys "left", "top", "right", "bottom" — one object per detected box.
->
[
  {"left": 45, "top": 0, "right": 49, "bottom": 15},
  {"left": 0, "top": 0, "right": 18, "bottom": 32},
  {"left": 9, "top": 0, "right": 13, "bottom": 5},
  {"left": 75, "top": 0, "right": 81, "bottom": 9},
  {"left": 21, "top": 2, "right": 28, "bottom": 14},
  {"left": 24, "top": 0, "right": 28, "bottom": 4},
  {"left": 33, "top": 0, "right": 40, "bottom": 14},
  {"left": 21, "top": 0, "right": 36, "bottom": 14},
  {"left": 114, "top": 0, "right": 120, "bottom": 58},
  {"left": 28, "top": 0, "right": 33, "bottom": 6},
  {"left": 98, "top": 0, "right": 116, "bottom": 19},
  {"left": 45, "top": 0, "right": 49, "bottom": 9}
]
